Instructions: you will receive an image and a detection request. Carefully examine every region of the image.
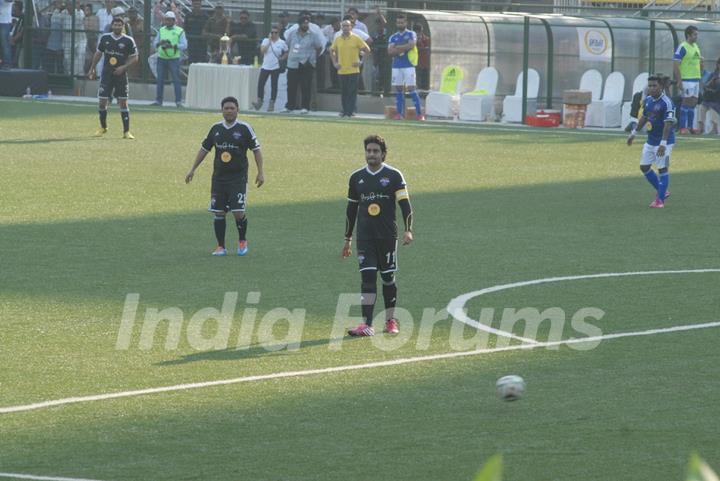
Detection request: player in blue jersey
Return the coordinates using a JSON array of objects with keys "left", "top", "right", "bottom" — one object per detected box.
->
[
  {"left": 627, "top": 75, "right": 675, "bottom": 209},
  {"left": 387, "top": 14, "right": 425, "bottom": 121}
]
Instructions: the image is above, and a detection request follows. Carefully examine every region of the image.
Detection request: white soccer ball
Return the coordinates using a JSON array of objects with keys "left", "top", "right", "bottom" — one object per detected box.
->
[{"left": 496, "top": 375, "right": 526, "bottom": 401}]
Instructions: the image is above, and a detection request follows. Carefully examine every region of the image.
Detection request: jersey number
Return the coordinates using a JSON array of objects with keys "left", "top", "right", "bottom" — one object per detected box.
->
[
  {"left": 237, "top": 193, "right": 246, "bottom": 204},
  {"left": 385, "top": 250, "right": 396, "bottom": 265}
]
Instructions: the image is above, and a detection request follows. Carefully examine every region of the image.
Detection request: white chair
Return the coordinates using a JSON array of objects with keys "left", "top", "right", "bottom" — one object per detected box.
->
[
  {"left": 458, "top": 67, "right": 500, "bottom": 122},
  {"left": 502, "top": 69, "right": 540, "bottom": 123},
  {"left": 425, "top": 65, "right": 466, "bottom": 118},
  {"left": 586, "top": 71, "right": 625, "bottom": 128},
  {"left": 580, "top": 69, "right": 603, "bottom": 102},
  {"left": 621, "top": 72, "right": 648, "bottom": 130}
]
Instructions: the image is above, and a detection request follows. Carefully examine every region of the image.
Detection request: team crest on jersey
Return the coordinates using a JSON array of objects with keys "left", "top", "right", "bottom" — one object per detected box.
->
[
  {"left": 109, "top": 57, "right": 118, "bottom": 65},
  {"left": 368, "top": 203, "right": 381, "bottom": 216},
  {"left": 232, "top": 132, "right": 242, "bottom": 139},
  {"left": 379, "top": 177, "right": 390, "bottom": 187},
  {"left": 220, "top": 152, "right": 232, "bottom": 163}
]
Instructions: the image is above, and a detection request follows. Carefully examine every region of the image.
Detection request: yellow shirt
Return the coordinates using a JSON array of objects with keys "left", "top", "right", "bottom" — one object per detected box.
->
[{"left": 331, "top": 33, "right": 369, "bottom": 75}]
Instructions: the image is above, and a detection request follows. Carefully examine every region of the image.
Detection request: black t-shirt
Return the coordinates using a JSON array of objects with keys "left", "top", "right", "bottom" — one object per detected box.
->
[
  {"left": 347, "top": 164, "right": 408, "bottom": 240},
  {"left": 97, "top": 33, "right": 137, "bottom": 75},
  {"left": 201, "top": 120, "right": 260, "bottom": 183}
]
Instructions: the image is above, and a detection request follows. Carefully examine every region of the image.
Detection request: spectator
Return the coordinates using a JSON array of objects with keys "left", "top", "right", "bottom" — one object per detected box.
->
[
  {"left": 330, "top": 19, "right": 370, "bottom": 117},
  {"left": 61, "top": 1, "right": 85, "bottom": 76},
  {"left": 184, "top": 0, "right": 207, "bottom": 64},
  {"left": 252, "top": 24, "right": 287, "bottom": 112},
  {"left": 333, "top": 15, "right": 371, "bottom": 92},
  {"left": 283, "top": 15, "right": 323, "bottom": 113},
  {"left": 96, "top": 0, "right": 114, "bottom": 32},
  {"left": 346, "top": 7, "right": 367, "bottom": 34},
  {"left": 229, "top": 9, "right": 256, "bottom": 65},
  {"left": 83, "top": 4, "right": 98, "bottom": 72},
  {"left": 9, "top": 1, "right": 23, "bottom": 68},
  {"left": 45, "top": 0, "right": 66, "bottom": 74},
  {"left": 152, "top": 11, "right": 186, "bottom": 107},
  {"left": 202, "top": 5, "right": 228, "bottom": 57},
  {"left": 698, "top": 57, "right": 720, "bottom": 135},
  {"left": 0, "top": 0, "right": 12, "bottom": 68},
  {"left": 31, "top": 2, "right": 49, "bottom": 69},
  {"left": 278, "top": 10, "right": 289, "bottom": 40},
  {"left": 412, "top": 23, "right": 430, "bottom": 90},
  {"left": 126, "top": 7, "right": 143, "bottom": 77}
]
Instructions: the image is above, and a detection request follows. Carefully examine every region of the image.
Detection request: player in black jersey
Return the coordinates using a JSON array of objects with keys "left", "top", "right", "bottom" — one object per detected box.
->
[
  {"left": 185, "top": 96, "right": 265, "bottom": 257},
  {"left": 87, "top": 17, "right": 138, "bottom": 139},
  {"left": 343, "top": 135, "right": 413, "bottom": 337}
]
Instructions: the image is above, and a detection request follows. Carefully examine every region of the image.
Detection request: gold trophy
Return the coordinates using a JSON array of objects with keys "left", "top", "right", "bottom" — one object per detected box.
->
[{"left": 220, "top": 33, "right": 230, "bottom": 65}]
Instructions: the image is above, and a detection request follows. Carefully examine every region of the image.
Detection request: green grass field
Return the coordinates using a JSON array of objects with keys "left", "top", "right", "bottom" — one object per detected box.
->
[{"left": 1, "top": 98, "right": 719, "bottom": 481}]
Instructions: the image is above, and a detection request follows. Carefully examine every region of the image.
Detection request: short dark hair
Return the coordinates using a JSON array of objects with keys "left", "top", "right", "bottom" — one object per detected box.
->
[
  {"left": 221, "top": 96, "right": 238, "bottom": 108},
  {"left": 111, "top": 17, "right": 124, "bottom": 25},
  {"left": 347, "top": 7, "right": 359, "bottom": 14},
  {"left": 685, "top": 25, "right": 698, "bottom": 39},
  {"left": 364, "top": 135, "right": 387, "bottom": 157},
  {"left": 396, "top": 14, "right": 407, "bottom": 21}
]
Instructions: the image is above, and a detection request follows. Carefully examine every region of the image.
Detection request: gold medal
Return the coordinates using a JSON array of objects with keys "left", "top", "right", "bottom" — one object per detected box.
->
[
  {"left": 368, "top": 203, "right": 381, "bottom": 216},
  {"left": 109, "top": 57, "right": 118, "bottom": 66},
  {"left": 220, "top": 151, "right": 232, "bottom": 163}
]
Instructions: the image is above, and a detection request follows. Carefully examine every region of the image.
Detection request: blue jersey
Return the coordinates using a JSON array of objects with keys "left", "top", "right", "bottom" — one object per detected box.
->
[
  {"left": 642, "top": 94, "right": 675, "bottom": 146},
  {"left": 389, "top": 30, "right": 416, "bottom": 68}
]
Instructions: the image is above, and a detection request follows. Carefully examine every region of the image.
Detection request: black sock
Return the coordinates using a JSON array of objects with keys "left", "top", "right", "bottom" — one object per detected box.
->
[
  {"left": 120, "top": 109, "right": 130, "bottom": 132},
  {"left": 361, "top": 293, "right": 376, "bottom": 326},
  {"left": 382, "top": 283, "right": 397, "bottom": 311},
  {"left": 236, "top": 216, "right": 248, "bottom": 241},
  {"left": 213, "top": 216, "right": 226, "bottom": 247},
  {"left": 99, "top": 109, "right": 107, "bottom": 129}
]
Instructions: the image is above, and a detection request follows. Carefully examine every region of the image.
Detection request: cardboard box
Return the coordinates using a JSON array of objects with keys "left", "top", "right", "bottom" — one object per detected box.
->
[
  {"left": 562, "top": 90, "right": 593, "bottom": 105},
  {"left": 384, "top": 105, "right": 417, "bottom": 120},
  {"left": 563, "top": 104, "right": 587, "bottom": 129}
]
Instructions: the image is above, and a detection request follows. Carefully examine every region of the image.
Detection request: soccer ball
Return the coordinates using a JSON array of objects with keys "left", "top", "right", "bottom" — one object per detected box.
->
[{"left": 496, "top": 375, "right": 526, "bottom": 401}]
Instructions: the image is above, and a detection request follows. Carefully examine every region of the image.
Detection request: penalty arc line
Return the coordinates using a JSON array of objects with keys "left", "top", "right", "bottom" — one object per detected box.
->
[
  {"left": 1, "top": 320, "right": 719, "bottom": 415},
  {"left": 0, "top": 473, "right": 109, "bottom": 481}
]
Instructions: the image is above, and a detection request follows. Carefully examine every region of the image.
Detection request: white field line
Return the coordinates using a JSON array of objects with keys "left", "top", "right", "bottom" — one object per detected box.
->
[
  {"left": 0, "top": 473, "right": 108, "bottom": 481},
  {"left": 447, "top": 268, "right": 720, "bottom": 333},
  {"left": 1, "top": 320, "right": 719, "bottom": 415}
]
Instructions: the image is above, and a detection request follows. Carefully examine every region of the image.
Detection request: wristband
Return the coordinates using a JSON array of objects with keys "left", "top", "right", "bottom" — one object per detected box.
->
[
  {"left": 660, "top": 140, "right": 668, "bottom": 147},
  {"left": 344, "top": 237, "right": 351, "bottom": 241}
]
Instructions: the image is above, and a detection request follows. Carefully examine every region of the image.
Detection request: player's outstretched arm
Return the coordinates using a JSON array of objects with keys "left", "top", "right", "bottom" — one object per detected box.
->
[{"left": 185, "top": 149, "right": 208, "bottom": 183}]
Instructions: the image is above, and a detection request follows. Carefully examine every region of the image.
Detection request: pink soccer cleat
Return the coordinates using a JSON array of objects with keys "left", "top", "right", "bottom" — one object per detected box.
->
[
  {"left": 649, "top": 198, "right": 665, "bottom": 209},
  {"left": 348, "top": 323, "right": 375, "bottom": 337},
  {"left": 393, "top": 113, "right": 403, "bottom": 120},
  {"left": 416, "top": 114, "right": 426, "bottom": 121},
  {"left": 383, "top": 318, "right": 399, "bottom": 334}
]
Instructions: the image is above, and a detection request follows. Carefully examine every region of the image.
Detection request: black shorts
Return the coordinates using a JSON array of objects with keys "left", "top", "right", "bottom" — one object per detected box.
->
[
  {"left": 356, "top": 238, "right": 398, "bottom": 273},
  {"left": 99, "top": 73, "right": 129, "bottom": 99},
  {"left": 209, "top": 180, "right": 247, "bottom": 213}
]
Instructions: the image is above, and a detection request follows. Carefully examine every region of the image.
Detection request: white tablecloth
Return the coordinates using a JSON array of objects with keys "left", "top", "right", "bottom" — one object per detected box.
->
[{"left": 186, "top": 63, "right": 260, "bottom": 111}]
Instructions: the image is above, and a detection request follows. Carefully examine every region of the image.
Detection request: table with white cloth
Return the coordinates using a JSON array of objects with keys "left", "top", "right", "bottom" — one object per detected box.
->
[{"left": 185, "top": 63, "right": 261, "bottom": 110}]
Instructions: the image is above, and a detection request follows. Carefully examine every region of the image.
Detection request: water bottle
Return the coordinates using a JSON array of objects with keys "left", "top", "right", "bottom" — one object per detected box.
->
[{"left": 23, "top": 86, "right": 32, "bottom": 99}]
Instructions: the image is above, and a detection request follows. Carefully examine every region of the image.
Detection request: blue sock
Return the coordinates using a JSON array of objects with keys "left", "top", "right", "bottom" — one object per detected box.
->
[
  {"left": 395, "top": 92, "right": 404, "bottom": 116},
  {"left": 686, "top": 107, "right": 695, "bottom": 130},
  {"left": 658, "top": 172, "right": 669, "bottom": 201},
  {"left": 679, "top": 106, "right": 690, "bottom": 129},
  {"left": 644, "top": 170, "right": 660, "bottom": 191},
  {"left": 410, "top": 90, "right": 422, "bottom": 115}
]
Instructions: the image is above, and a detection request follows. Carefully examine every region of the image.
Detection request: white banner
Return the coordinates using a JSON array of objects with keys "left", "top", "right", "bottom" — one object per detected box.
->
[{"left": 577, "top": 27, "right": 612, "bottom": 63}]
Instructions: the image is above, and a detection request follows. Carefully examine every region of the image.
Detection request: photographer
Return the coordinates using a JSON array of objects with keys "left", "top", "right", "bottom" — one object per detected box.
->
[{"left": 152, "top": 11, "right": 186, "bottom": 107}]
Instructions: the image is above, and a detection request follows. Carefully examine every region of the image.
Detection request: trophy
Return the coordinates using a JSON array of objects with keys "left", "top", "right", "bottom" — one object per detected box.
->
[{"left": 220, "top": 33, "right": 231, "bottom": 65}]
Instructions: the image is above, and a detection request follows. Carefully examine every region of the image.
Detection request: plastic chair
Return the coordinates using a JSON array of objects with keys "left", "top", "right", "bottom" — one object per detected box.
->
[
  {"left": 458, "top": 67, "right": 500, "bottom": 122},
  {"left": 586, "top": 71, "right": 625, "bottom": 128},
  {"left": 621, "top": 72, "right": 648, "bottom": 129},
  {"left": 425, "top": 65, "right": 466, "bottom": 118},
  {"left": 502, "top": 69, "right": 540, "bottom": 123}
]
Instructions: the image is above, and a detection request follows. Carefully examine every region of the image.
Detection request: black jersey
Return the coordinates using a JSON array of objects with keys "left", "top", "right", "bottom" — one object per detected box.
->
[
  {"left": 97, "top": 33, "right": 137, "bottom": 74},
  {"left": 201, "top": 120, "right": 261, "bottom": 183},
  {"left": 348, "top": 164, "right": 409, "bottom": 240}
]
